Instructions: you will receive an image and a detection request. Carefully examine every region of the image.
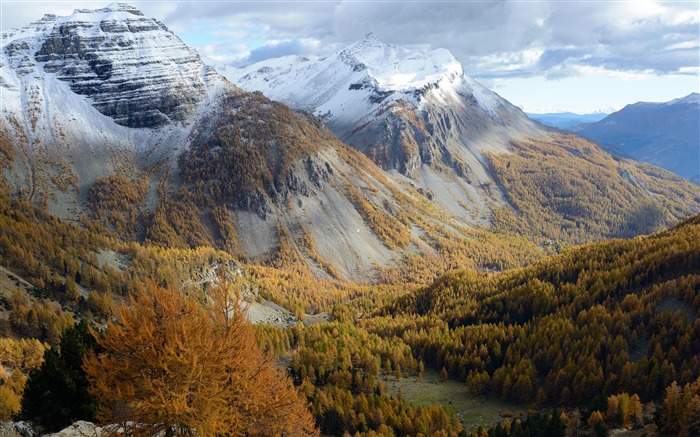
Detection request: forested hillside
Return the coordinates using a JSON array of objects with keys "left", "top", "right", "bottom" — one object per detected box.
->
[
  {"left": 1, "top": 3, "right": 699, "bottom": 436},
  {"left": 2, "top": 161, "right": 700, "bottom": 435},
  {"left": 256, "top": 213, "right": 700, "bottom": 435},
  {"left": 383, "top": 213, "right": 699, "bottom": 402},
  {"left": 489, "top": 134, "right": 700, "bottom": 244}
]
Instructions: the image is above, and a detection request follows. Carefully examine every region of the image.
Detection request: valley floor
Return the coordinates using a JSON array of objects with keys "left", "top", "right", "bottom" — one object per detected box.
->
[{"left": 385, "top": 368, "right": 525, "bottom": 432}]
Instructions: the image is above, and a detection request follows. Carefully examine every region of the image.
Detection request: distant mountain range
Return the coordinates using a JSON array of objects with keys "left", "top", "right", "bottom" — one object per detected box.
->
[
  {"left": 573, "top": 93, "right": 700, "bottom": 184},
  {"left": 526, "top": 112, "right": 608, "bottom": 129}
]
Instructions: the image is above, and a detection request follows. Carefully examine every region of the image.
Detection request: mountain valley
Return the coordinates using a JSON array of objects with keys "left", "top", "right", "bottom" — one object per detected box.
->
[
  {"left": 0, "top": 3, "right": 699, "bottom": 436},
  {"left": 1, "top": 7, "right": 698, "bottom": 281}
]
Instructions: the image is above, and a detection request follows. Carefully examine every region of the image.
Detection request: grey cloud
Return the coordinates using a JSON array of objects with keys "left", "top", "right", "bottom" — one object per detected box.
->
[
  {"left": 6, "top": 1, "right": 696, "bottom": 81},
  {"left": 537, "top": 48, "right": 591, "bottom": 70},
  {"left": 105, "top": 1, "right": 700, "bottom": 80},
  {"left": 330, "top": 1, "right": 698, "bottom": 78},
  {"left": 164, "top": 2, "right": 337, "bottom": 38},
  {"left": 239, "top": 39, "right": 323, "bottom": 66}
]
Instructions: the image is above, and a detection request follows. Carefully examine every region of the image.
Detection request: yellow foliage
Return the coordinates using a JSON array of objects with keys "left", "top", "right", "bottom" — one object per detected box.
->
[
  {"left": 84, "top": 279, "right": 317, "bottom": 436},
  {"left": 489, "top": 134, "right": 700, "bottom": 245},
  {"left": 0, "top": 384, "right": 21, "bottom": 420}
]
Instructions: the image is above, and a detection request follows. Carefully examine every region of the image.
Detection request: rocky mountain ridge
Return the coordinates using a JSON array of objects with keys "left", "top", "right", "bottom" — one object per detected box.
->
[
  {"left": 9, "top": 3, "right": 223, "bottom": 128},
  {"left": 0, "top": 4, "right": 471, "bottom": 279},
  {"left": 0, "top": 2, "right": 230, "bottom": 218},
  {"left": 224, "top": 33, "right": 544, "bottom": 222}
]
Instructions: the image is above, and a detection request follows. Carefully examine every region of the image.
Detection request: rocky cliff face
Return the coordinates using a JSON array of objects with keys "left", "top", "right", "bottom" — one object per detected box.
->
[
  {"left": 27, "top": 3, "right": 221, "bottom": 128},
  {"left": 0, "top": 3, "right": 231, "bottom": 217}
]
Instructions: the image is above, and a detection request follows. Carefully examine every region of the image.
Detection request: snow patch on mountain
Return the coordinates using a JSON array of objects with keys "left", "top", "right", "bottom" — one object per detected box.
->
[
  {"left": 3, "top": 2, "right": 226, "bottom": 131},
  {"left": 218, "top": 33, "right": 544, "bottom": 226},
  {"left": 226, "top": 33, "right": 502, "bottom": 120},
  {"left": 0, "top": 2, "right": 234, "bottom": 220},
  {"left": 666, "top": 92, "right": 699, "bottom": 106},
  {"left": 340, "top": 33, "right": 463, "bottom": 92}
]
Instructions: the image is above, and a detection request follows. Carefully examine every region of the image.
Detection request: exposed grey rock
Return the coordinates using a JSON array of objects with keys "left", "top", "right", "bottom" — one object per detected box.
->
[{"left": 30, "top": 3, "right": 220, "bottom": 128}]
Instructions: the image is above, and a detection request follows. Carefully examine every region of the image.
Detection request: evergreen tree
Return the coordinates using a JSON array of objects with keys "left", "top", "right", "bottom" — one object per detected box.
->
[
  {"left": 593, "top": 420, "right": 608, "bottom": 437},
  {"left": 21, "top": 320, "right": 98, "bottom": 432}
]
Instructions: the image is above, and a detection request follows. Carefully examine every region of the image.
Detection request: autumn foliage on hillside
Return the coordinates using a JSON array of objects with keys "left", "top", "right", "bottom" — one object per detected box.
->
[
  {"left": 0, "top": 338, "right": 45, "bottom": 420},
  {"left": 88, "top": 174, "right": 148, "bottom": 239},
  {"left": 179, "top": 90, "right": 324, "bottom": 206},
  {"left": 658, "top": 378, "right": 700, "bottom": 436},
  {"left": 3, "top": 109, "right": 700, "bottom": 435},
  {"left": 255, "top": 321, "right": 463, "bottom": 436},
  {"left": 373, "top": 212, "right": 700, "bottom": 407},
  {"left": 84, "top": 279, "right": 317, "bottom": 436},
  {"left": 489, "top": 134, "right": 700, "bottom": 244}
]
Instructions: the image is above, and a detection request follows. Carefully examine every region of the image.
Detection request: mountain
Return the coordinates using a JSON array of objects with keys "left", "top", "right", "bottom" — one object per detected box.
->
[
  {"left": 1, "top": 4, "right": 699, "bottom": 282},
  {"left": 381, "top": 211, "right": 700, "bottom": 410},
  {"left": 0, "top": 3, "right": 226, "bottom": 213},
  {"left": 221, "top": 35, "right": 700, "bottom": 242},
  {"left": 573, "top": 93, "right": 700, "bottom": 184},
  {"left": 526, "top": 112, "right": 608, "bottom": 129},
  {"left": 1, "top": 7, "right": 700, "bottom": 432},
  {"left": 0, "top": 4, "right": 468, "bottom": 280},
  {"left": 224, "top": 33, "right": 544, "bottom": 222}
]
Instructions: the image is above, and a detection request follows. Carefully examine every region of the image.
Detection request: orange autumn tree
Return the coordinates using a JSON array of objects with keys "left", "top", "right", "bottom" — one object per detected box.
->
[{"left": 83, "top": 278, "right": 318, "bottom": 436}]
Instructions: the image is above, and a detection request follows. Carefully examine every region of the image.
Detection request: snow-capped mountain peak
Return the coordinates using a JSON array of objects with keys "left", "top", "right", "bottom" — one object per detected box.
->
[
  {"left": 222, "top": 36, "right": 542, "bottom": 223},
  {"left": 2, "top": 2, "right": 224, "bottom": 129},
  {"left": 68, "top": 2, "right": 145, "bottom": 19},
  {"left": 337, "top": 33, "right": 463, "bottom": 92},
  {"left": 226, "top": 33, "right": 494, "bottom": 121},
  {"left": 224, "top": 35, "right": 523, "bottom": 145},
  {"left": 344, "top": 32, "right": 384, "bottom": 54}
]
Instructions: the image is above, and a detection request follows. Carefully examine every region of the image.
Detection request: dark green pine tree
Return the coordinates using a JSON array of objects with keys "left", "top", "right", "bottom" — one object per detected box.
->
[
  {"left": 545, "top": 409, "right": 565, "bottom": 437},
  {"left": 594, "top": 419, "right": 609, "bottom": 437},
  {"left": 21, "top": 319, "right": 99, "bottom": 432}
]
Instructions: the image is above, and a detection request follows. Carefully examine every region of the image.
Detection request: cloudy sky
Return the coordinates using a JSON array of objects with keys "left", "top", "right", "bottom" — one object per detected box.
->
[{"left": 2, "top": 0, "right": 698, "bottom": 113}]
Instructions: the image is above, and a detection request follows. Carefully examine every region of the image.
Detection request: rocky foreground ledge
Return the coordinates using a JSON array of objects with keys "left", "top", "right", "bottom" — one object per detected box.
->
[{"left": 1, "top": 421, "right": 104, "bottom": 436}]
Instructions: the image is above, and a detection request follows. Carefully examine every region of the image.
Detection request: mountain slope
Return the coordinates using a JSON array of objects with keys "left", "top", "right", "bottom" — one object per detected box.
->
[
  {"left": 0, "top": 3, "right": 227, "bottom": 216},
  {"left": 573, "top": 93, "right": 700, "bottom": 184},
  {"left": 1, "top": 4, "right": 699, "bottom": 281},
  {"left": 223, "top": 36, "right": 700, "bottom": 241},
  {"left": 0, "top": 4, "right": 468, "bottom": 279},
  {"left": 224, "top": 34, "right": 544, "bottom": 224},
  {"left": 488, "top": 134, "right": 700, "bottom": 245},
  {"left": 378, "top": 211, "right": 700, "bottom": 405}
]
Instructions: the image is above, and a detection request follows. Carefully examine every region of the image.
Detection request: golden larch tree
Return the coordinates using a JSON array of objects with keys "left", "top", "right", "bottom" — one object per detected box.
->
[{"left": 83, "top": 279, "right": 318, "bottom": 436}]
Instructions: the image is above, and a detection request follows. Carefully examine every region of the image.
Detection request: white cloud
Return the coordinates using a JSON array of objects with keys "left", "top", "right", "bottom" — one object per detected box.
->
[
  {"left": 199, "top": 43, "right": 250, "bottom": 64},
  {"left": 2, "top": 0, "right": 697, "bottom": 112},
  {"left": 5, "top": 1, "right": 697, "bottom": 81}
]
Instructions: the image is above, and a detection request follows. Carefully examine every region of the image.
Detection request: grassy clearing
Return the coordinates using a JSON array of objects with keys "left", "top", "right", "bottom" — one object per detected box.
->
[{"left": 384, "top": 369, "right": 525, "bottom": 432}]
